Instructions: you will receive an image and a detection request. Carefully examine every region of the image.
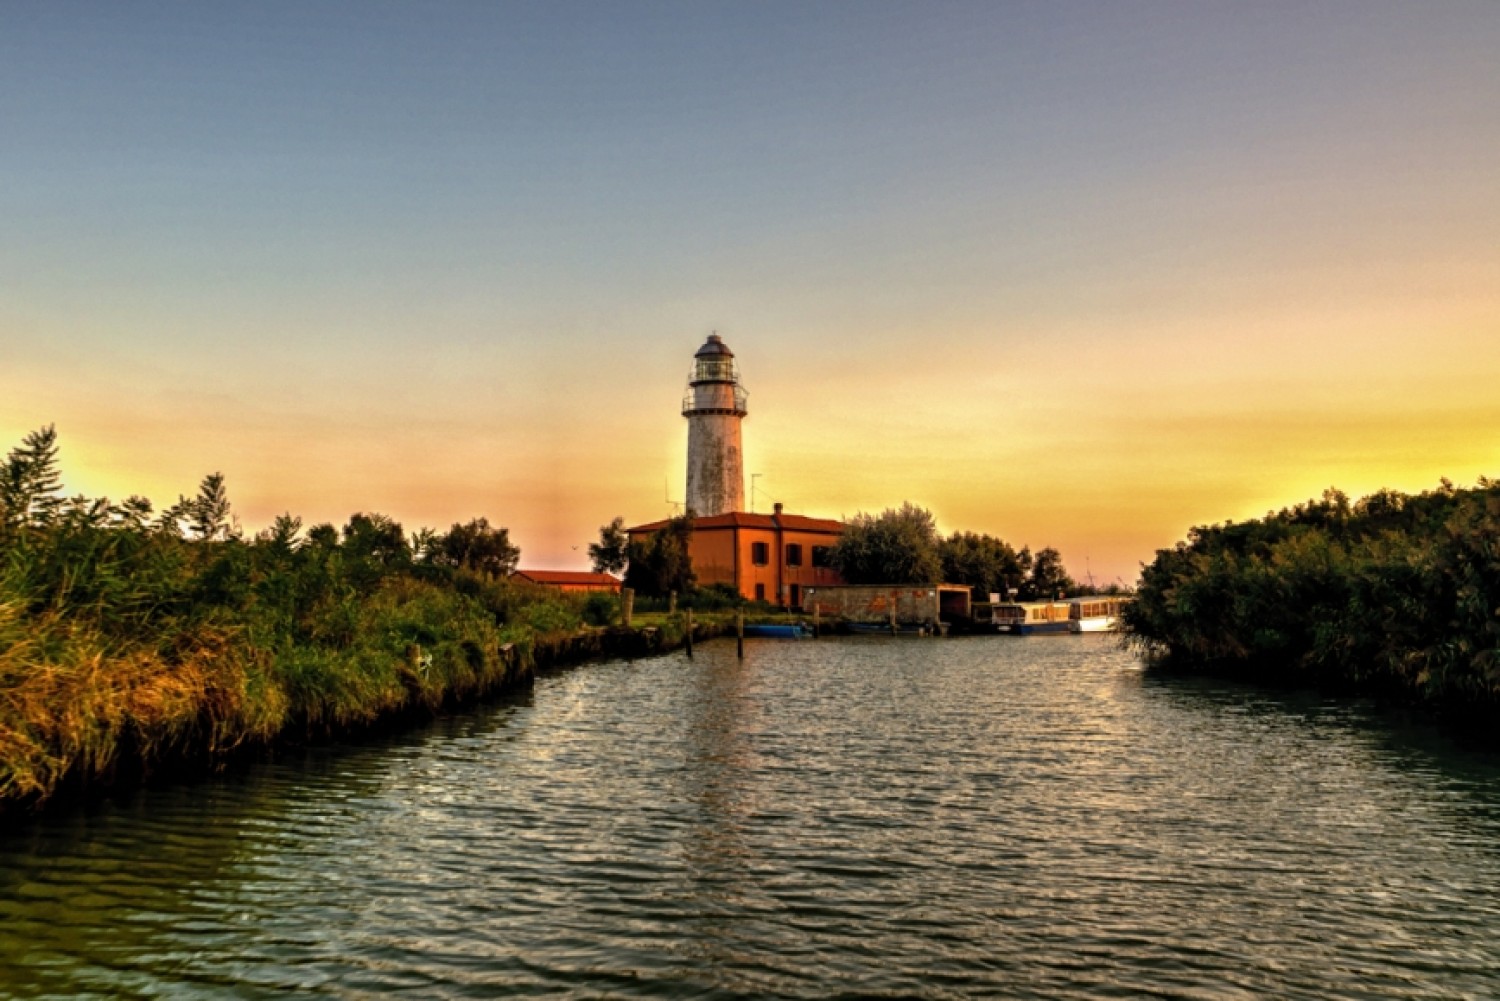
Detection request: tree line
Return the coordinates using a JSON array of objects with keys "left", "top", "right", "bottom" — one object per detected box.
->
[
  {"left": 828, "top": 501, "right": 1084, "bottom": 600},
  {"left": 2, "top": 428, "right": 524, "bottom": 570},
  {"left": 1122, "top": 479, "right": 1500, "bottom": 718}
]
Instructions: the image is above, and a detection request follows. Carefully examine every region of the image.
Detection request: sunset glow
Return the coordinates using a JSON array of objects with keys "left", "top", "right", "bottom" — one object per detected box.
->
[{"left": 5, "top": 2, "right": 1497, "bottom": 585}]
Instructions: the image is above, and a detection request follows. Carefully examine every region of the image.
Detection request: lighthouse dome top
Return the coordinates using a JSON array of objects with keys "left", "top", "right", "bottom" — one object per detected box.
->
[{"left": 695, "top": 334, "right": 734, "bottom": 359}]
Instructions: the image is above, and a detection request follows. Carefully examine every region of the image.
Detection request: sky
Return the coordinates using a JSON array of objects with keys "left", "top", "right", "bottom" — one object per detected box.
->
[{"left": 3, "top": 1, "right": 1497, "bottom": 586}]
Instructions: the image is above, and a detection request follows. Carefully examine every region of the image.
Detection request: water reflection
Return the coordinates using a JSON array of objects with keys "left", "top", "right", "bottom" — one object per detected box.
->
[
  {"left": 678, "top": 645, "right": 761, "bottom": 890},
  {"left": 1141, "top": 669, "right": 1500, "bottom": 862},
  {"left": 0, "top": 690, "right": 536, "bottom": 997},
  {"left": 2, "top": 636, "right": 1498, "bottom": 998}
]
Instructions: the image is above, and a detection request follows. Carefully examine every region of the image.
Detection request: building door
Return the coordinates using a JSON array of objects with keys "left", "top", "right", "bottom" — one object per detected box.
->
[{"left": 789, "top": 584, "right": 801, "bottom": 609}]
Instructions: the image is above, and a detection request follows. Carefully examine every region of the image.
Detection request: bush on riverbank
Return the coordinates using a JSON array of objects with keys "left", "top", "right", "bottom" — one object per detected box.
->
[
  {"left": 1123, "top": 479, "right": 1500, "bottom": 716},
  {"left": 0, "top": 427, "right": 616, "bottom": 807}
]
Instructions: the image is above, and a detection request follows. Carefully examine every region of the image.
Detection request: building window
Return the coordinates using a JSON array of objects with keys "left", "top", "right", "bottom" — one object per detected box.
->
[
  {"left": 785, "top": 543, "right": 803, "bottom": 566},
  {"left": 751, "top": 541, "right": 769, "bottom": 565},
  {"left": 812, "top": 546, "right": 832, "bottom": 568},
  {"left": 754, "top": 583, "right": 766, "bottom": 601}
]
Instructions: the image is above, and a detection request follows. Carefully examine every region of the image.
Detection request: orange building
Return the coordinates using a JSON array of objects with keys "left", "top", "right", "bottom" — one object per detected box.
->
[
  {"left": 627, "top": 502, "right": 844, "bottom": 609},
  {"left": 511, "top": 570, "right": 622, "bottom": 594}
]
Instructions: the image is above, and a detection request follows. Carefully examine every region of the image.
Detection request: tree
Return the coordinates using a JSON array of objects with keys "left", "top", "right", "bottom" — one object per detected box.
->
[
  {"left": 435, "top": 517, "right": 519, "bottom": 576},
  {"left": 110, "top": 495, "right": 155, "bottom": 531},
  {"left": 0, "top": 424, "right": 64, "bottom": 533},
  {"left": 1022, "top": 546, "right": 1076, "bottom": 600},
  {"left": 188, "top": 472, "right": 235, "bottom": 541},
  {"left": 256, "top": 513, "right": 303, "bottom": 555},
  {"left": 154, "top": 472, "right": 238, "bottom": 541},
  {"left": 1354, "top": 487, "right": 1406, "bottom": 520},
  {"left": 589, "top": 516, "right": 629, "bottom": 574},
  {"left": 343, "top": 512, "right": 410, "bottom": 566},
  {"left": 939, "top": 531, "right": 1025, "bottom": 600},
  {"left": 830, "top": 502, "right": 942, "bottom": 585},
  {"left": 623, "top": 514, "right": 694, "bottom": 597},
  {"left": 306, "top": 523, "right": 340, "bottom": 550},
  {"left": 408, "top": 526, "right": 441, "bottom": 564},
  {"left": 59, "top": 494, "right": 110, "bottom": 529},
  {"left": 333, "top": 513, "right": 411, "bottom": 593}
]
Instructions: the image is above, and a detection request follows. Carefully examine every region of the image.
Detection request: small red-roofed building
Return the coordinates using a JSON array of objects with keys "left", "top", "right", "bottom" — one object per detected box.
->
[
  {"left": 511, "top": 570, "right": 623, "bottom": 594},
  {"left": 627, "top": 502, "right": 844, "bottom": 609}
]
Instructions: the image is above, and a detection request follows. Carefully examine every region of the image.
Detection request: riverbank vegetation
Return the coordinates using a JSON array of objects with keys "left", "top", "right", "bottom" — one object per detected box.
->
[
  {"left": 1123, "top": 480, "right": 1500, "bottom": 719},
  {"left": 0, "top": 426, "right": 644, "bottom": 809}
]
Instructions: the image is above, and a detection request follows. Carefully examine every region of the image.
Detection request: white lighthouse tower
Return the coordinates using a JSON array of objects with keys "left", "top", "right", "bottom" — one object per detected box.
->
[{"left": 683, "top": 333, "right": 747, "bottom": 517}]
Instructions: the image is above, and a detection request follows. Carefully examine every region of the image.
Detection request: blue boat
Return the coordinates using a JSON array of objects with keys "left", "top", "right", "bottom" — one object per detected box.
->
[
  {"left": 742, "top": 623, "right": 810, "bottom": 639},
  {"left": 991, "top": 601, "right": 1073, "bottom": 635}
]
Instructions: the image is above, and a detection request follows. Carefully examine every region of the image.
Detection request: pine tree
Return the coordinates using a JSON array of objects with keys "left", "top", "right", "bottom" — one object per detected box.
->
[
  {"left": 188, "top": 472, "right": 234, "bottom": 541},
  {"left": 0, "top": 425, "right": 64, "bottom": 533}
]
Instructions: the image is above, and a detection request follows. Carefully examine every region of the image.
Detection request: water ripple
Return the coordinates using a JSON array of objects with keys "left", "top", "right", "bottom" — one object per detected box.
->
[{"left": 3, "top": 635, "right": 1500, "bottom": 998}]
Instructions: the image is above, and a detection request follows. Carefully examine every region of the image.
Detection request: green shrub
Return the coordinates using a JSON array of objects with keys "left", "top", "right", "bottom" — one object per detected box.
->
[
  {"left": 581, "top": 590, "right": 619, "bottom": 626},
  {"left": 1125, "top": 480, "right": 1500, "bottom": 715},
  {"left": 683, "top": 582, "right": 742, "bottom": 611}
]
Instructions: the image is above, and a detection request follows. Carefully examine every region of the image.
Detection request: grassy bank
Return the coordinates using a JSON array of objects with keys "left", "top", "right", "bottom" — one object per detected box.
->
[
  {"left": 1122, "top": 479, "right": 1500, "bottom": 721},
  {"left": 0, "top": 556, "right": 745, "bottom": 812},
  {"left": 0, "top": 426, "right": 761, "bottom": 813},
  {"left": 0, "top": 534, "right": 577, "bottom": 810}
]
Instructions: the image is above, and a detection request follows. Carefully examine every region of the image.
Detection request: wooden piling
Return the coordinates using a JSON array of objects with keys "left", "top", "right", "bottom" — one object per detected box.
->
[
  {"left": 685, "top": 607, "right": 694, "bottom": 658},
  {"left": 812, "top": 604, "right": 820, "bottom": 638},
  {"left": 621, "top": 587, "right": 634, "bottom": 629},
  {"left": 736, "top": 610, "right": 744, "bottom": 659},
  {"left": 668, "top": 590, "right": 677, "bottom": 615}
]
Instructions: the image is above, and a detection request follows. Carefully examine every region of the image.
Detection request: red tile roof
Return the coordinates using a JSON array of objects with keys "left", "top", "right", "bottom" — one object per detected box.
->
[
  {"left": 511, "top": 570, "right": 622, "bottom": 587},
  {"left": 627, "top": 511, "right": 845, "bottom": 534}
]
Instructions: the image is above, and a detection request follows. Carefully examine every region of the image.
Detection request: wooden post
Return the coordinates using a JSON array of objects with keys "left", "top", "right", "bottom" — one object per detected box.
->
[
  {"left": 685, "top": 607, "right": 694, "bottom": 658},
  {"left": 736, "top": 609, "right": 744, "bottom": 659},
  {"left": 668, "top": 590, "right": 677, "bottom": 615},
  {"left": 812, "top": 604, "right": 820, "bottom": 639},
  {"left": 621, "top": 587, "right": 634, "bottom": 629},
  {"left": 890, "top": 599, "right": 898, "bottom": 636}
]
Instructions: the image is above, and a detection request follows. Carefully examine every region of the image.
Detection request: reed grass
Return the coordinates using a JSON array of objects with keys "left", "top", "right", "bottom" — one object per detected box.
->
[
  {"left": 0, "top": 522, "right": 608, "bottom": 812},
  {"left": 0, "top": 555, "right": 749, "bottom": 812},
  {"left": 0, "top": 602, "right": 284, "bottom": 802}
]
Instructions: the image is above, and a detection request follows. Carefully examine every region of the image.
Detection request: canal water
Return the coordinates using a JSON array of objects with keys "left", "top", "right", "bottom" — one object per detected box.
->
[{"left": 2, "top": 636, "right": 1498, "bottom": 999}]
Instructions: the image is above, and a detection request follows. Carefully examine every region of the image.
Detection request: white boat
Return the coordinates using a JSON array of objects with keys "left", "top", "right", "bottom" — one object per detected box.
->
[
  {"left": 1067, "top": 596, "right": 1130, "bottom": 633},
  {"left": 991, "top": 601, "right": 1073, "bottom": 635}
]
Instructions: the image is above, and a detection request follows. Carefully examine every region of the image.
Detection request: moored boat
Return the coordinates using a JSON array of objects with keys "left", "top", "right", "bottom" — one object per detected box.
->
[
  {"left": 1067, "top": 596, "right": 1130, "bottom": 633},
  {"left": 742, "top": 623, "right": 811, "bottom": 639},
  {"left": 991, "top": 601, "right": 1073, "bottom": 635}
]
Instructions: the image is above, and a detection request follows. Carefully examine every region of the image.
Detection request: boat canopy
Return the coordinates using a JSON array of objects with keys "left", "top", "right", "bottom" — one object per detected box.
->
[{"left": 1067, "top": 597, "right": 1130, "bottom": 620}]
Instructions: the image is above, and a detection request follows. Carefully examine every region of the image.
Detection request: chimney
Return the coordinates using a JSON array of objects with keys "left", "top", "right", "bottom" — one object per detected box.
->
[{"left": 773, "top": 502, "right": 783, "bottom": 516}]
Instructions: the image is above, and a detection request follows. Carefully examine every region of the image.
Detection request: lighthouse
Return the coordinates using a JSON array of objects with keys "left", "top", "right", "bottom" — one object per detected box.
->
[{"left": 682, "top": 333, "right": 748, "bottom": 517}]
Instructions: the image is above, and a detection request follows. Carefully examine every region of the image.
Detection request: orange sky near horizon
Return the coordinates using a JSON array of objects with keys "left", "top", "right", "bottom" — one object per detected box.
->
[{"left": 8, "top": 287, "right": 1497, "bottom": 587}]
